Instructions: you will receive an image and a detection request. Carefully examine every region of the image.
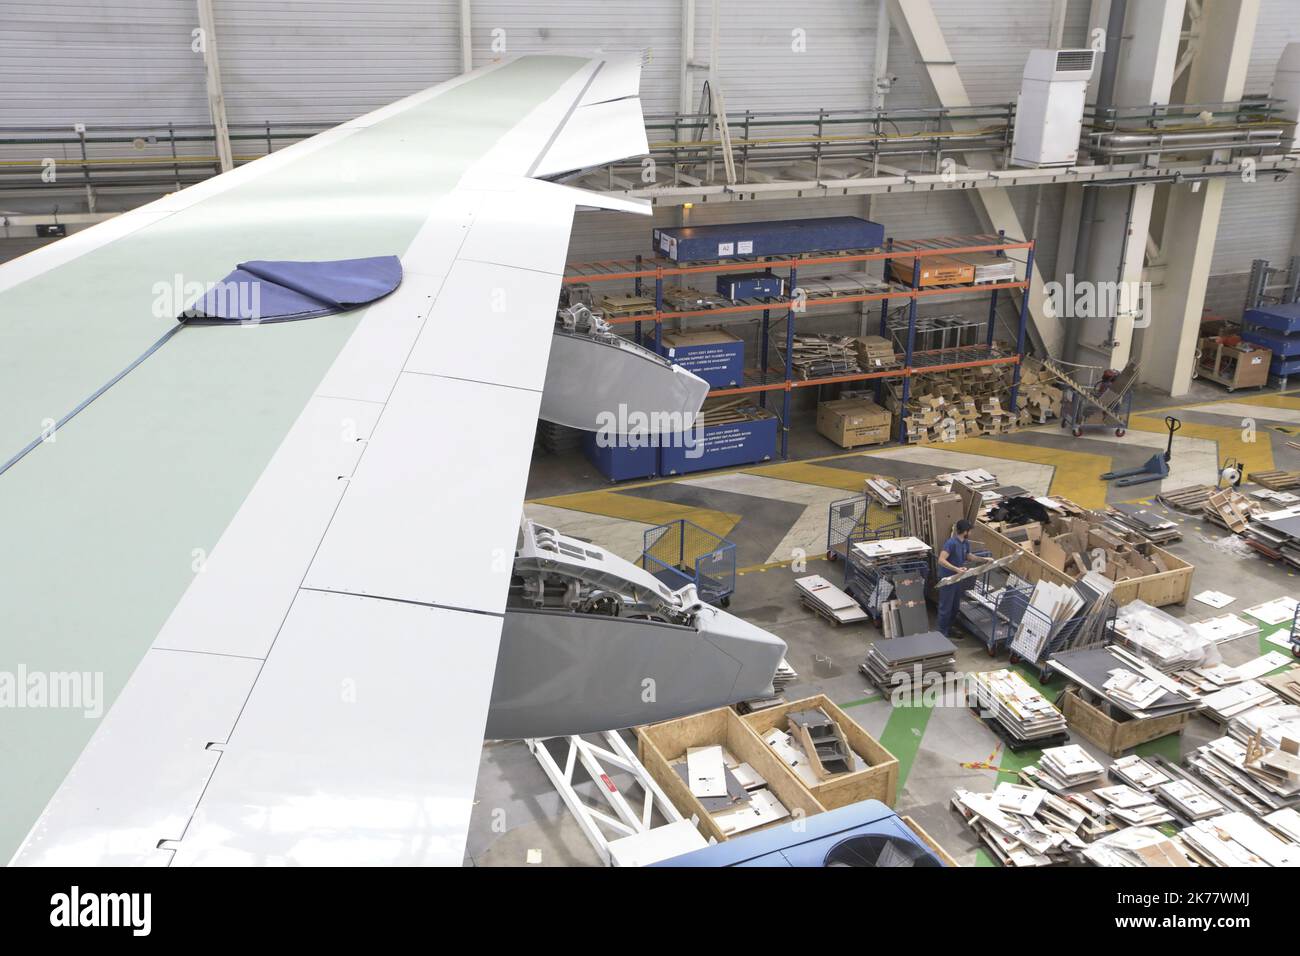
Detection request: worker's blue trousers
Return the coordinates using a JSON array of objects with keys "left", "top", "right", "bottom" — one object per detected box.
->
[{"left": 936, "top": 576, "right": 970, "bottom": 637}]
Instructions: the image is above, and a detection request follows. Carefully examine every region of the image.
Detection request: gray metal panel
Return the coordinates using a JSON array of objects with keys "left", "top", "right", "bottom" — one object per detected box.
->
[
  {"left": 1211, "top": 175, "right": 1300, "bottom": 277},
  {"left": 213, "top": 0, "right": 460, "bottom": 124},
  {"left": 0, "top": 0, "right": 207, "bottom": 126},
  {"left": 487, "top": 607, "right": 786, "bottom": 739}
]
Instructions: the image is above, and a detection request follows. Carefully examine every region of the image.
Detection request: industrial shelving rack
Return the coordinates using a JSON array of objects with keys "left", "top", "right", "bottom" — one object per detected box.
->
[{"left": 562, "top": 232, "right": 1035, "bottom": 458}]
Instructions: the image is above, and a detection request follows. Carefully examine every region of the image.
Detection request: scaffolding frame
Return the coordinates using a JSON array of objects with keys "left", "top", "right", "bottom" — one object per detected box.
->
[{"left": 525, "top": 732, "right": 702, "bottom": 867}]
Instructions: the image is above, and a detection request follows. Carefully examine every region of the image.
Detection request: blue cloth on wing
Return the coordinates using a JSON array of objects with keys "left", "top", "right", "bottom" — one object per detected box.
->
[{"left": 183, "top": 255, "right": 403, "bottom": 321}]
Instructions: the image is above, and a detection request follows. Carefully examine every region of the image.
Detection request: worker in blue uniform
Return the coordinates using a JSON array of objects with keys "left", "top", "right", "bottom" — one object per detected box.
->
[{"left": 936, "top": 519, "right": 988, "bottom": 638}]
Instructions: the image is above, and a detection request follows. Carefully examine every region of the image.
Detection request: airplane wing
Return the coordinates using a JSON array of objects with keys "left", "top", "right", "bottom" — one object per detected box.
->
[{"left": 1, "top": 54, "right": 650, "bottom": 866}]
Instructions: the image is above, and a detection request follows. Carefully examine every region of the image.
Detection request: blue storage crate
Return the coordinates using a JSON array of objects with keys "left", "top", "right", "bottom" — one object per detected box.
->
[
  {"left": 653, "top": 217, "right": 884, "bottom": 263},
  {"left": 1241, "top": 326, "right": 1300, "bottom": 358},
  {"left": 657, "top": 330, "right": 744, "bottom": 388},
  {"left": 716, "top": 271, "right": 786, "bottom": 301},
  {"left": 582, "top": 431, "right": 658, "bottom": 482},
  {"left": 1270, "top": 354, "right": 1300, "bottom": 377},
  {"left": 658, "top": 411, "right": 778, "bottom": 475},
  {"left": 1244, "top": 303, "right": 1300, "bottom": 335}
]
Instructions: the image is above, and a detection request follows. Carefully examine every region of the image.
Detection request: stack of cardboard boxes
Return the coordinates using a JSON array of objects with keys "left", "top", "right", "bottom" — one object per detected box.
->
[
  {"left": 852, "top": 335, "right": 900, "bottom": 371},
  {"left": 1017, "top": 365, "right": 1064, "bottom": 424},
  {"left": 883, "top": 355, "right": 1062, "bottom": 444},
  {"left": 986, "top": 498, "right": 1175, "bottom": 583}
]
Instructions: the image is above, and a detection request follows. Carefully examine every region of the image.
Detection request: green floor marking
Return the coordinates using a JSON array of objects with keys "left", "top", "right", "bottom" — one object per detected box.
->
[
  {"left": 836, "top": 694, "right": 883, "bottom": 709},
  {"left": 879, "top": 701, "right": 935, "bottom": 799},
  {"left": 1257, "top": 620, "right": 1296, "bottom": 667},
  {"left": 1133, "top": 732, "right": 1184, "bottom": 764}
]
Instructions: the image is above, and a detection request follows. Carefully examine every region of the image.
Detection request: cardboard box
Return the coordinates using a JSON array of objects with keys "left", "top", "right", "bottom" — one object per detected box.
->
[
  {"left": 888, "top": 255, "right": 977, "bottom": 288},
  {"left": 817, "top": 398, "right": 892, "bottom": 448}
]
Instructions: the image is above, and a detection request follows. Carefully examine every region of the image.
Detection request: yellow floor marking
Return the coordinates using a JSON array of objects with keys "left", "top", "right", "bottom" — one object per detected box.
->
[
  {"left": 527, "top": 389, "right": 1300, "bottom": 505},
  {"left": 940, "top": 437, "right": 1113, "bottom": 507},
  {"left": 744, "top": 460, "right": 875, "bottom": 491},
  {"left": 529, "top": 490, "right": 740, "bottom": 539},
  {"left": 1128, "top": 415, "right": 1274, "bottom": 474},
  {"left": 1199, "top": 392, "right": 1300, "bottom": 413}
]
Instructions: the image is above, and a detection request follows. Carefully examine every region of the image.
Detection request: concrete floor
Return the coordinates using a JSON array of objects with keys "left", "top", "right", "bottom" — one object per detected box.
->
[{"left": 464, "top": 383, "right": 1300, "bottom": 867}]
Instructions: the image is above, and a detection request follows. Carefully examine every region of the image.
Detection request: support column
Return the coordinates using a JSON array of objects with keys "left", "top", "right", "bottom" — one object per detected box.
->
[
  {"left": 196, "top": 0, "right": 233, "bottom": 173},
  {"left": 1068, "top": 0, "right": 1183, "bottom": 369},
  {"left": 1142, "top": 0, "right": 1260, "bottom": 395},
  {"left": 459, "top": 0, "right": 472, "bottom": 74}
]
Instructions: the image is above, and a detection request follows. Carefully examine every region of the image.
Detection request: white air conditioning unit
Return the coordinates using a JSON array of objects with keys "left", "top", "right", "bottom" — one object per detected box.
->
[
  {"left": 1273, "top": 42, "right": 1300, "bottom": 152},
  {"left": 1011, "top": 49, "right": 1097, "bottom": 167}
]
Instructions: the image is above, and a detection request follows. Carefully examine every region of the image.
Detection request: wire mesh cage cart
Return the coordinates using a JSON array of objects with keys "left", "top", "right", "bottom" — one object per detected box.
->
[
  {"left": 1004, "top": 593, "right": 1117, "bottom": 682},
  {"left": 639, "top": 519, "right": 737, "bottom": 607},
  {"left": 826, "top": 494, "right": 900, "bottom": 562},
  {"left": 1057, "top": 360, "right": 1135, "bottom": 438}
]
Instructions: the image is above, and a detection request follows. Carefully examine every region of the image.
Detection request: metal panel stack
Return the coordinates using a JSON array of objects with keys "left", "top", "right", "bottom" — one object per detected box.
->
[
  {"left": 1049, "top": 646, "right": 1202, "bottom": 721},
  {"left": 972, "top": 669, "right": 1069, "bottom": 748},
  {"left": 859, "top": 632, "right": 958, "bottom": 693},
  {"left": 1244, "top": 504, "right": 1300, "bottom": 566}
]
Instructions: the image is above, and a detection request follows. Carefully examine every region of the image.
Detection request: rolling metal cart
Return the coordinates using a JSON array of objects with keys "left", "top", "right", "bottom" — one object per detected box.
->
[
  {"left": 1059, "top": 361, "right": 1135, "bottom": 438},
  {"left": 639, "top": 519, "right": 737, "bottom": 607},
  {"left": 951, "top": 554, "right": 1012, "bottom": 655},
  {"left": 825, "top": 494, "right": 901, "bottom": 562},
  {"left": 1005, "top": 595, "right": 1117, "bottom": 683}
]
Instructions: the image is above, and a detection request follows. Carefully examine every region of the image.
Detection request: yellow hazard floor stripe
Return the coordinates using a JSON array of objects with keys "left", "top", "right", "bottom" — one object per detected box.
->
[
  {"left": 1128, "top": 414, "right": 1275, "bottom": 475},
  {"left": 529, "top": 490, "right": 740, "bottom": 539},
  {"left": 939, "top": 436, "right": 1113, "bottom": 508},
  {"left": 743, "top": 460, "right": 875, "bottom": 492}
]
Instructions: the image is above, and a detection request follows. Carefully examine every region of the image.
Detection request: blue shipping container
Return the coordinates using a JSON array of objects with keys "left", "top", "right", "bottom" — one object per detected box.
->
[
  {"left": 583, "top": 431, "right": 658, "bottom": 482},
  {"left": 653, "top": 217, "right": 884, "bottom": 263},
  {"left": 658, "top": 330, "right": 745, "bottom": 388},
  {"left": 717, "top": 271, "right": 786, "bottom": 300},
  {"left": 659, "top": 413, "right": 779, "bottom": 476}
]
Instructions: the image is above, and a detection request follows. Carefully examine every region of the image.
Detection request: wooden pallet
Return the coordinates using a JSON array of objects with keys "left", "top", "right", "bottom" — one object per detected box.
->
[
  {"left": 1250, "top": 469, "right": 1300, "bottom": 491},
  {"left": 1156, "top": 484, "right": 1215, "bottom": 512},
  {"left": 799, "top": 594, "right": 867, "bottom": 627}
]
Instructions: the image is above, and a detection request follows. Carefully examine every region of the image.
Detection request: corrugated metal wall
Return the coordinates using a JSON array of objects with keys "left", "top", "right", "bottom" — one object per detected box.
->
[
  {"left": 0, "top": 0, "right": 207, "bottom": 126},
  {"left": 215, "top": 1, "right": 460, "bottom": 124},
  {"left": 4, "top": 0, "right": 1299, "bottom": 307}
]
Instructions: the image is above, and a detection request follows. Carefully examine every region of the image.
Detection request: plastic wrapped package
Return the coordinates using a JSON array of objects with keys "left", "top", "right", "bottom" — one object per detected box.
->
[{"left": 1113, "top": 599, "right": 1222, "bottom": 671}]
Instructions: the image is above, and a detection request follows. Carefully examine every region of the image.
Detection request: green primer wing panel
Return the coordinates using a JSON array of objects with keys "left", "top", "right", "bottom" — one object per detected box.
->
[{"left": 0, "top": 56, "right": 585, "bottom": 862}]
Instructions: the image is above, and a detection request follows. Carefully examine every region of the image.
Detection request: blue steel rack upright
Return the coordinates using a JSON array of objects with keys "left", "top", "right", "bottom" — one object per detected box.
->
[{"left": 562, "top": 232, "right": 1036, "bottom": 461}]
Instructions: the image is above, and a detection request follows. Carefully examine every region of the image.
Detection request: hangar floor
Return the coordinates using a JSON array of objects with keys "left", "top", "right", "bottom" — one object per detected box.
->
[{"left": 465, "top": 383, "right": 1300, "bottom": 866}]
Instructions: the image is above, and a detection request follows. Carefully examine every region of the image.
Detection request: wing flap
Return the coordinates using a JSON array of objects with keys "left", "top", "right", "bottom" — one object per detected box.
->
[
  {"left": 11, "top": 650, "right": 260, "bottom": 866},
  {"left": 168, "top": 591, "right": 502, "bottom": 866},
  {"left": 532, "top": 97, "right": 650, "bottom": 177}
]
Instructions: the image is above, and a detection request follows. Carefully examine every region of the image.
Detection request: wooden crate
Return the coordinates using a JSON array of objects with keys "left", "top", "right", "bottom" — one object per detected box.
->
[
  {"left": 740, "top": 694, "right": 900, "bottom": 810},
  {"left": 975, "top": 521, "right": 1194, "bottom": 607},
  {"left": 636, "top": 707, "right": 826, "bottom": 843},
  {"left": 902, "top": 815, "right": 960, "bottom": 867},
  {"left": 1060, "top": 687, "right": 1191, "bottom": 757}
]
